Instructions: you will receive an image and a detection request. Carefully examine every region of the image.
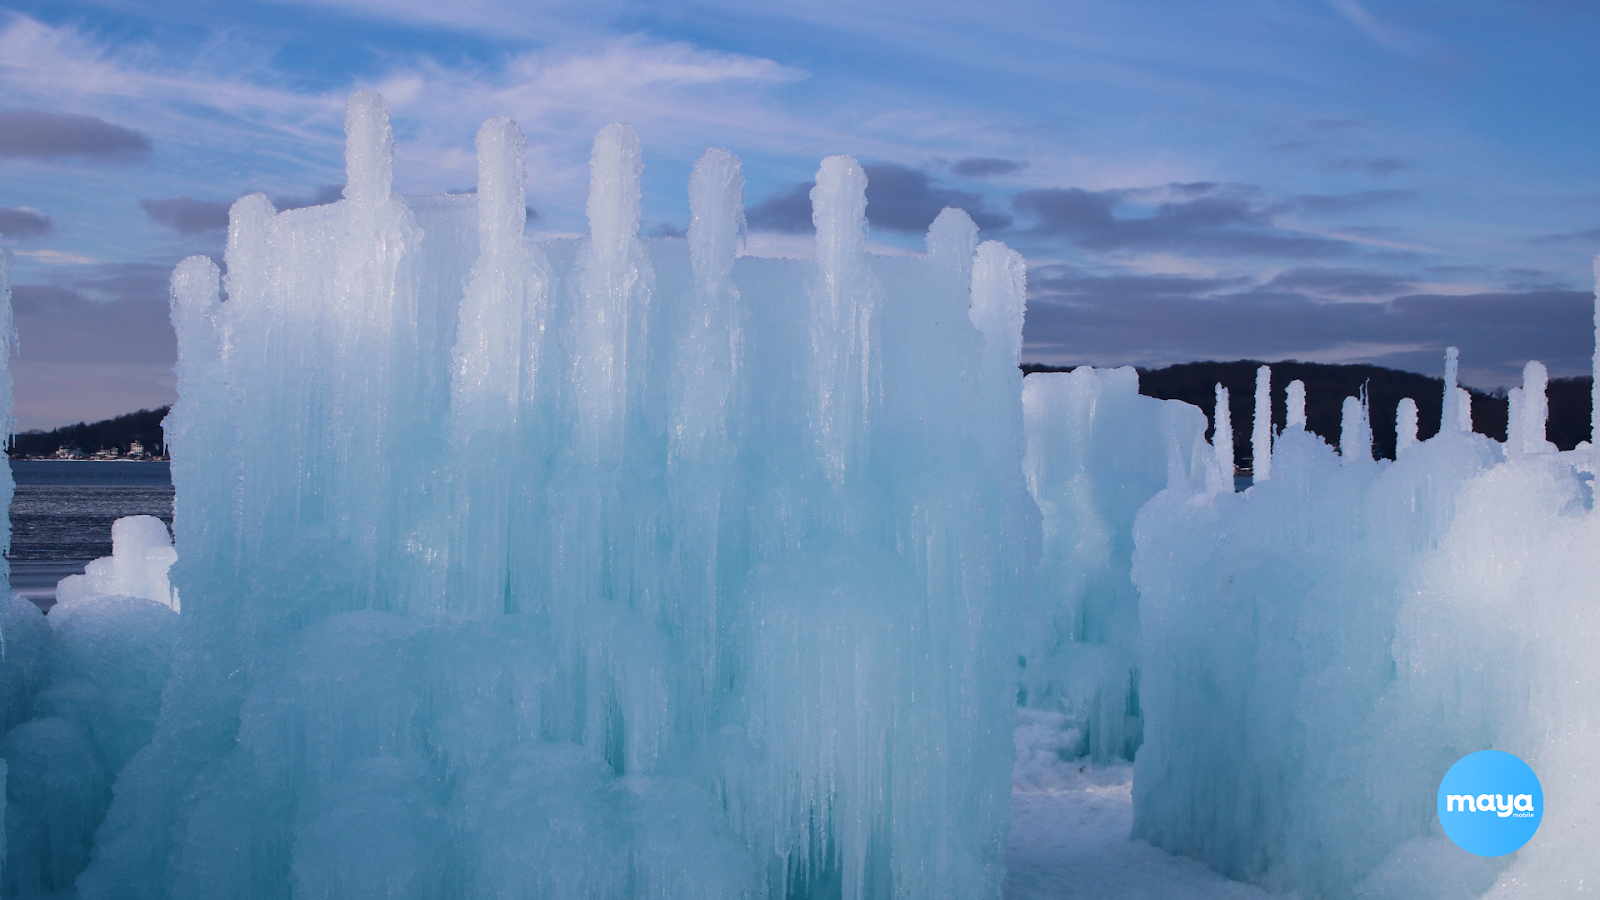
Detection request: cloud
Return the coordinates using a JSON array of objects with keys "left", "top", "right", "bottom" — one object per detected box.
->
[
  {"left": 861, "top": 163, "right": 1010, "bottom": 232},
  {"left": 1278, "top": 190, "right": 1416, "bottom": 215},
  {"left": 275, "top": 184, "right": 345, "bottom": 211},
  {"left": 1263, "top": 267, "right": 1415, "bottom": 297},
  {"left": 1024, "top": 261, "right": 1591, "bottom": 386},
  {"left": 1534, "top": 225, "right": 1600, "bottom": 245},
  {"left": 0, "top": 206, "right": 52, "bottom": 239},
  {"left": 9, "top": 267, "right": 179, "bottom": 429},
  {"left": 0, "top": 108, "right": 151, "bottom": 162},
  {"left": 747, "top": 163, "right": 1009, "bottom": 234},
  {"left": 140, "top": 197, "right": 232, "bottom": 234},
  {"left": 951, "top": 157, "right": 1026, "bottom": 178},
  {"left": 746, "top": 182, "right": 814, "bottom": 233},
  {"left": 1011, "top": 185, "right": 1354, "bottom": 258},
  {"left": 1328, "top": 156, "right": 1414, "bottom": 176}
]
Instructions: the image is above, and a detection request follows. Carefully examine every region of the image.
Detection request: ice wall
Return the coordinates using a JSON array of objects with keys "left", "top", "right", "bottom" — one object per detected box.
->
[
  {"left": 1132, "top": 349, "right": 1598, "bottom": 899},
  {"left": 72, "top": 91, "right": 1033, "bottom": 900},
  {"left": 1019, "top": 367, "right": 1211, "bottom": 762}
]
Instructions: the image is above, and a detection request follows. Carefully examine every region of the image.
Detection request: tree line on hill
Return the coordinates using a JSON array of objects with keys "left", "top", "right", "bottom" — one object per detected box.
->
[
  {"left": 9, "top": 407, "right": 170, "bottom": 459},
  {"left": 6, "top": 361, "right": 1594, "bottom": 468},
  {"left": 1022, "top": 361, "right": 1593, "bottom": 470}
]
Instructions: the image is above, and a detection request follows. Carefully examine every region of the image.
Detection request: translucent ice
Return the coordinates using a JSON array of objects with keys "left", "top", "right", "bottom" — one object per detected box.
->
[
  {"left": 1132, "top": 345, "right": 1599, "bottom": 898},
  {"left": 68, "top": 91, "right": 1033, "bottom": 900},
  {"left": 1251, "top": 365, "right": 1271, "bottom": 481},
  {"left": 55, "top": 516, "right": 178, "bottom": 610},
  {"left": 1020, "top": 367, "right": 1209, "bottom": 762}
]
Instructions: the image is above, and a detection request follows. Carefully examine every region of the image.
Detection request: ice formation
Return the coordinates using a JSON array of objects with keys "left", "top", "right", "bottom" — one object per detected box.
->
[
  {"left": 54, "top": 516, "right": 178, "bottom": 610},
  {"left": 0, "top": 91, "right": 1036, "bottom": 900},
  {"left": 1018, "top": 367, "right": 1211, "bottom": 762},
  {"left": 0, "top": 87, "right": 1594, "bottom": 900},
  {"left": 1133, "top": 346, "right": 1600, "bottom": 898}
]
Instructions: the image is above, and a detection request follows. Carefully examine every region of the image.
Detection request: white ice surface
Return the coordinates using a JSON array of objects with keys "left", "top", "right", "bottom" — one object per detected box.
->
[{"left": 1005, "top": 747, "right": 1285, "bottom": 900}]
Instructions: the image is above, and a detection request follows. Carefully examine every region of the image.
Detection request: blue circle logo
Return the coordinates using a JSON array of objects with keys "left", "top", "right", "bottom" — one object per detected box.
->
[{"left": 1437, "top": 750, "right": 1542, "bottom": 857}]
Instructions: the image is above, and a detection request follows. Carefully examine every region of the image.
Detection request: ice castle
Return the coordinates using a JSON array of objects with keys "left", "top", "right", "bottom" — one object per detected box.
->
[{"left": 0, "top": 91, "right": 1594, "bottom": 899}]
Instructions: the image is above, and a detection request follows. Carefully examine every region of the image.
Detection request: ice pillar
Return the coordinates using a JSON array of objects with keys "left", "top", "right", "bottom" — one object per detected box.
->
[
  {"left": 1519, "top": 361, "right": 1553, "bottom": 455},
  {"left": 1210, "top": 384, "right": 1233, "bottom": 493},
  {"left": 1395, "top": 398, "right": 1418, "bottom": 454},
  {"left": 1442, "top": 346, "right": 1469, "bottom": 434},
  {"left": 1286, "top": 380, "right": 1306, "bottom": 431},
  {"left": 971, "top": 239, "right": 1028, "bottom": 466},
  {"left": 1340, "top": 394, "right": 1372, "bottom": 463},
  {"left": 1252, "top": 365, "right": 1271, "bottom": 481},
  {"left": 573, "top": 123, "right": 648, "bottom": 460},
  {"left": 809, "top": 155, "right": 877, "bottom": 487},
  {"left": 447, "top": 116, "right": 547, "bottom": 615},
  {"left": 1593, "top": 254, "right": 1599, "bottom": 445}
]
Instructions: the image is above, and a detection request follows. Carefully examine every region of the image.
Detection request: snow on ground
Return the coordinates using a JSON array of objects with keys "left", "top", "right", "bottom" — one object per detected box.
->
[{"left": 1005, "top": 711, "right": 1286, "bottom": 900}]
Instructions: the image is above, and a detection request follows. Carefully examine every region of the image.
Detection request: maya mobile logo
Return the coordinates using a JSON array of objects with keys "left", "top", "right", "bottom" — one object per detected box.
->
[{"left": 1437, "top": 750, "right": 1543, "bottom": 857}]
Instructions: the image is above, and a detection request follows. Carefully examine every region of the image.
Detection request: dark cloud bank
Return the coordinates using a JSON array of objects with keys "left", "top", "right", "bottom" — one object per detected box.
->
[
  {"left": 1023, "top": 263, "right": 1593, "bottom": 387},
  {"left": 0, "top": 109, "right": 150, "bottom": 163},
  {"left": 747, "top": 162, "right": 1010, "bottom": 234},
  {"left": 0, "top": 206, "right": 52, "bottom": 239}
]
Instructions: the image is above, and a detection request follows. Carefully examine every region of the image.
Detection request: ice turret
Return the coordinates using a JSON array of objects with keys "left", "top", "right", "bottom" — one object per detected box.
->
[{"left": 1252, "top": 365, "right": 1271, "bottom": 481}]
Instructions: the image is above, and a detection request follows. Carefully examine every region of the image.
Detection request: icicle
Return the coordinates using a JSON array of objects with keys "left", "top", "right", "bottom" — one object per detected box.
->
[
  {"left": 1252, "top": 365, "right": 1272, "bottom": 482},
  {"left": 1286, "top": 380, "right": 1307, "bottom": 431},
  {"left": 1210, "top": 384, "right": 1233, "bottom": 493},
  {"left": 1395, "top": 398, "right": 1418, "bottom": 455}
]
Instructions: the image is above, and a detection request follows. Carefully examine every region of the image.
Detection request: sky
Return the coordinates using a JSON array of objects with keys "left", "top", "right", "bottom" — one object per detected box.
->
[{"left": 0, "top": 0, "right": 1597, "bottom": 431}]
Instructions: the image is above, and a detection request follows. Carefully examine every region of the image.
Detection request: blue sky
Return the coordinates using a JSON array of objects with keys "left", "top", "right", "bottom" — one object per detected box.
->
[{"left": 0, "top": 0, "right": 1596, "bottom": 429}]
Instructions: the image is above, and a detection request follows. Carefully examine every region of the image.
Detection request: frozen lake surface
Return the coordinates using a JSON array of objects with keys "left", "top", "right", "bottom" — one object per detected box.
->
[{"left": 7, "top": 460, "right": 173, "bottom": 610}]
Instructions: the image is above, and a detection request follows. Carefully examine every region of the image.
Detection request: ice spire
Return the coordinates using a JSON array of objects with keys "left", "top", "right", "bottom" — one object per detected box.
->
[
  {"left": 573, "top": 123, "right": 648, "bottom": 460},
  {"left": 675, "top": 147, "right": 745, "bottom": 466},
  {"left": 1593, "top": 253, "right": 1599, "bottom": 445},
  {"left": 1442, "top": 346, "right": 1466, "bottom": 434},
  {"left": 342, "top": 90, "right": 393, "bottom": 208},
  {"left": 1210, "top": 384, "right": 1233, "bottom": 493},
  {"left": 808, "top": 155, "right": 876, "bottom": 486},
  {"left": 970, "top": 238, "right": 1028, "bottom": 469},
  {"left": 1252, "top": 365, "right": 1272, "bottom": 482},
  {"left": 1519, "top": 361, "right": 1553, "bottom": 454},
  {"left": 451, "top": 117, "right": 530, "bottom": 429},
  {"left": 928, "top": 206, "right": 979, "bottom": 284},
  {"left": 1286, "top": 380, "right": 1307, "bottom": 431},
  {"left": 1395, "top": 398, "right": 1418, "bottom": 454},
  {"left": 1340, "top": 394, "right": 1372, "bottom": 463},
  {"left": 1508, "top": 387, "right": 1526, "bottom": 454}
]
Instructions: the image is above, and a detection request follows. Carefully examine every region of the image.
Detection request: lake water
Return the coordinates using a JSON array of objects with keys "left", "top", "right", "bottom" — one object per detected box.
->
[{"left": 8, "top": 460, "right": 174, "bottom": 610}]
